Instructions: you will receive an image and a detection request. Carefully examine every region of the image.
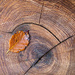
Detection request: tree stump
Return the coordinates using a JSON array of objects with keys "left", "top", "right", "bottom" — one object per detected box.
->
[{"left": 0, "top": 0, "right": 75, "bottom": 75}]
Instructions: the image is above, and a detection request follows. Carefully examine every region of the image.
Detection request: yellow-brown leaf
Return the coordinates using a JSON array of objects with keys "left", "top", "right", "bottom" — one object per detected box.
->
[{"left": 7, "top": 31, "right": 29, "bottom": 53}]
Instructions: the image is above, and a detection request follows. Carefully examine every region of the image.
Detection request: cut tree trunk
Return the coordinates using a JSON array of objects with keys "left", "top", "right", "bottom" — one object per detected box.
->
[{"left": 0, "top": 0, "right": 75, "bottom": 75}]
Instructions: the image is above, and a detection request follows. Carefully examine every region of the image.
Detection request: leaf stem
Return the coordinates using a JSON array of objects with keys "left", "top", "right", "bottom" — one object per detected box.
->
[{"left": 6, "top": 50, "right": 10, "bottom": 54}]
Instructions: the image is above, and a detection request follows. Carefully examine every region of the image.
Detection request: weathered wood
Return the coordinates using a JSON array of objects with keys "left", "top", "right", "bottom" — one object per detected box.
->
[
  {"left": 26, "top": 36, "right": 75, "bottom": 75},
  {"left": 0, "top": 0, "right": 75, "bottom": 75},
  {"left": 0, "top": 0, "right": 42, "bottom": 32},
  {"left": 39, "top": 0, "right": 75, "bottom": 41}
]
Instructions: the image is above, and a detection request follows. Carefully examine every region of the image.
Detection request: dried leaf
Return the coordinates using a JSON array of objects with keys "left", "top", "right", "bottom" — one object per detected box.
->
[{"left": 7, "top": 31, "right": 29, "bottom": 53}]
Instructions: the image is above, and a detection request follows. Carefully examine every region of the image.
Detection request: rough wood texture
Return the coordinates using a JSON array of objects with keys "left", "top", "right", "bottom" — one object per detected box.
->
[{"left": 0, "top": 0, "right": 75, "bottom": 75}]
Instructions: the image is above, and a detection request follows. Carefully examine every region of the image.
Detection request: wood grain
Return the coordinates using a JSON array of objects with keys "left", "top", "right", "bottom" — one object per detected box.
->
[{"left": 0, "top": 0, "right": 75, "bottom": 75}]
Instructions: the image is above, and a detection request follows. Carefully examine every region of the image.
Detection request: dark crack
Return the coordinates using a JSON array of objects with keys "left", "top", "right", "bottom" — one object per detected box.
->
[
  {"left": 39, "top": 2, "right": 44, "bottom": 24},
  {"left": 24, "top": 35, "right": 73, "bottom": 75},
  {"left": 9, "top": 22, "right": 61, "bottom": 42},
  {"left": 1, "top": 22, "right": 61, "bottom": 42}
]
